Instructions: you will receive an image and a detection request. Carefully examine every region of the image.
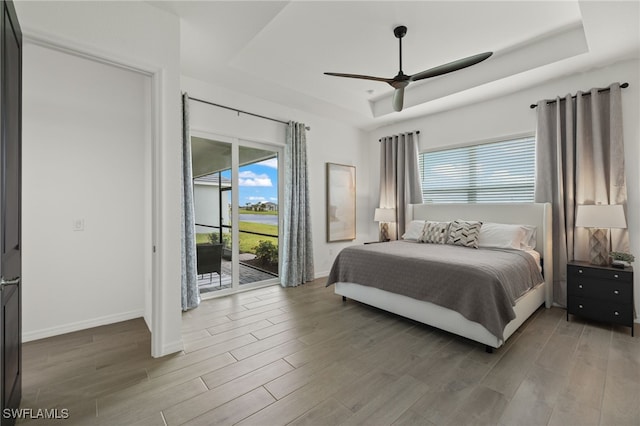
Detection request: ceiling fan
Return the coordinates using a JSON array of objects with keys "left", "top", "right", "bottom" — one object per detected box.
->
[{"left": 324, "top": 25, "right": 492, "bottom": 112}]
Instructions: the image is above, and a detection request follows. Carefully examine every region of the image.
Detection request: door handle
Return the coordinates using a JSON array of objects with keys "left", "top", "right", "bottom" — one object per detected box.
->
[{"left": 0, "top": 277, "right": 20, "bottom": 289}]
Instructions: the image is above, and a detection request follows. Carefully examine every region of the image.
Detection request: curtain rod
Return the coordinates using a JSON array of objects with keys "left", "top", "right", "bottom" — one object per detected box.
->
[
  {"left": 529, "top": 82, "right": 629, "bottom": 109},
  {"left": 188, "top": 96, "right": 310, "bottom": 130},
  {"left": 379, "top": 130, "right": 420, "bottom": 142}
]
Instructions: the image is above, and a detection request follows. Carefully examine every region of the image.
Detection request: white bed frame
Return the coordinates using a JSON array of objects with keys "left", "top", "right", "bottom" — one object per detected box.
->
[{"left": 334, "top": 203, "right": 553, "bottom": 350}]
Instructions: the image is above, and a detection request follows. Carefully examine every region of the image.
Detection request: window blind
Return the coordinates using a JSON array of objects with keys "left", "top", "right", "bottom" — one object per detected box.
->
[{"left": 418, "top": 136, "right": 535, "bottom": 203}]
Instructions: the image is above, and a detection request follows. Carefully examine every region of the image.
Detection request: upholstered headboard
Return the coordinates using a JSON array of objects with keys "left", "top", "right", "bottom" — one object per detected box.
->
[{"left": 408, "top": 203, "right": 553, "bottom": 307}]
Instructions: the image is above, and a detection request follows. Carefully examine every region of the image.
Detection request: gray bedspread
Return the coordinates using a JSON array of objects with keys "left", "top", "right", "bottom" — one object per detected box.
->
[{"left": 326, "top": 241, "right": 544, "bottom": 339}]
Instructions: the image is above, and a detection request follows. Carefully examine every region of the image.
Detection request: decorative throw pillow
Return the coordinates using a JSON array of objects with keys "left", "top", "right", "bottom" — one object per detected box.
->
[
  {"left": 418, "top": 221, "right": 450, "bottom": 244},
  {"left": 446, "top": 220, "right": 483, "bottom": 248}
]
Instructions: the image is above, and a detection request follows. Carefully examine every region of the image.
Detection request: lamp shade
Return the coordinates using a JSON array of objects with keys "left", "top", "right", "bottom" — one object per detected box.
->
[
  {"left": 575, "top": 204, "right": 627, "bottom": 229},
  {"left": 374, "top": 208, "right": 396, "bottom": 223}
]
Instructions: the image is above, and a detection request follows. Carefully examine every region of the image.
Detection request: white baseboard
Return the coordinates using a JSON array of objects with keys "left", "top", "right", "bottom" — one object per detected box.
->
[
  {"left": 155, "top": 339, "right": 184, "bottom": 358},
  {"left": 22, "top": 310, "right": 145, "bottom": 343},
  {"left": 314, "top": 270, "right": 330, "bottom": 280}
]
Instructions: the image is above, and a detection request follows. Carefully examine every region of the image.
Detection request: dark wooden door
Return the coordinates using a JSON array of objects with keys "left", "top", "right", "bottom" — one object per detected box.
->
[{"left": 0, "top": 0, "right": 21, "bottom": 424}]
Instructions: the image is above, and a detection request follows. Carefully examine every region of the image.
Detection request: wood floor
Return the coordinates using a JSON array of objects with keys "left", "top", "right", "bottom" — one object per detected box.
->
[{"left": 19, "top": 278, "right": 639, "bottom": 426}]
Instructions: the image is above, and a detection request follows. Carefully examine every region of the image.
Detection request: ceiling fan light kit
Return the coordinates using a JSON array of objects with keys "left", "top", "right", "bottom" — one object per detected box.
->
[{"left": 325, "top": 25, "right": 493, "bottom": 112}]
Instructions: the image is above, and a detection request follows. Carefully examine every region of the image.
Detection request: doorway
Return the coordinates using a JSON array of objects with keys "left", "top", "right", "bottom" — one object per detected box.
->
[
  {"left": 191, "top": 135, "right": 282, "bottom": 296},
  {"left": 21, "top": 43, "right": 153, "bottom": 340}
]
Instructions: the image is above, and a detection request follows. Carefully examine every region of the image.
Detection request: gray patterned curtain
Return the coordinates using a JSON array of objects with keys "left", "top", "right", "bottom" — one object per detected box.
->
[
  {"left": 379, "top": 132, "right": 423, "bottom": 239},
  {"left": 535, "top": 83, "right": 628, "bottom": 306},
  {"left": 181, "top": 93, "right": 200, "bottom": 310},
  {"left": 281, "top": 122, "right": 314, "bottom": 287}
]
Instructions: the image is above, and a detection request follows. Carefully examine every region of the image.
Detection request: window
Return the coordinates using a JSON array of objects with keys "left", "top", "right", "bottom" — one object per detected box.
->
[{"left": 418, "top": 136, "right": 535, "bottom": 203}]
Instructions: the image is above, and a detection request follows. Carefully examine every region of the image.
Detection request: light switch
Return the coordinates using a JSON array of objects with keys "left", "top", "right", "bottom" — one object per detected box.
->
[{"left": 73, "top": 219, "right": 84, "bottom": 231}]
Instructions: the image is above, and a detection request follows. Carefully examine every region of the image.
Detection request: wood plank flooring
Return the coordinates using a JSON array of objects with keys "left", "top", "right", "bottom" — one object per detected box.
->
[{"left": 19, "top": 278, "right": 640, "bottom": 425}]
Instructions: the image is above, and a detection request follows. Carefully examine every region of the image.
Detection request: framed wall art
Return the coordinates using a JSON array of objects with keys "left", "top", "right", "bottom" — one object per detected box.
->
[{"left": 326, "top": 162, "right": 356, "bottom": 242}]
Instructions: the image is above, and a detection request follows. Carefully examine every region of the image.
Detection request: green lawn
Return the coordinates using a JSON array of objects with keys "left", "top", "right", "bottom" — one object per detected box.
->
[
  {"left": 196, "top": 221, "right": 278, "bottom": 254},
  {"left": 196, "top": 233, "right": 211, "bottom": 244},
  {"left": 238, "top": 208, "right": 278, "bottom": 216},
  {"left": 239, "top": 221, "right": 278, "bottom": 253}
]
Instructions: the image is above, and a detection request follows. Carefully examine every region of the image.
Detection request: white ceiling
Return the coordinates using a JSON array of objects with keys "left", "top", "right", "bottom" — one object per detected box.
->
[{"left": 151, "top": 1, "right": 640, "bottom": 130}]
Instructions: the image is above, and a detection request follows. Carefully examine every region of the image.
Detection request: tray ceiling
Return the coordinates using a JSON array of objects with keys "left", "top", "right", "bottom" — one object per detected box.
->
[{"left": 151, "top": 1, "right": 640, "bottom": 130}]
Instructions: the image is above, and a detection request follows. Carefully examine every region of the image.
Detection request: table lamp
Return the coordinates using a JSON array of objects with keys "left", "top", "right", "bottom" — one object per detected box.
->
[
  {"left": 374, "top": 208, "right": 396, "bottom": 242},
  {"left": 575, "top": 204, "right": 627, "bottom": 266}
]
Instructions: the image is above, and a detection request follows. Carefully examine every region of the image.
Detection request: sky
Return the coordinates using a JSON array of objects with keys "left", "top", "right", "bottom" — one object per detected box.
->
[{"left": 222, "top": 157, "right": 278, "bottom": 208}]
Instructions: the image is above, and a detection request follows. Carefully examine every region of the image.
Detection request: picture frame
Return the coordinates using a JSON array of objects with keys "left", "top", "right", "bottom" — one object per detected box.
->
[{"left": 326, "top": 162, "right": 356, "bottom": 242}]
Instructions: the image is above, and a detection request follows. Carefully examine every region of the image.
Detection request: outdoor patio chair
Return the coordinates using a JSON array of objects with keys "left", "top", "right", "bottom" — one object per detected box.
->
[{"left": 196, "top": 243, "right": 223, "bottom": 287}]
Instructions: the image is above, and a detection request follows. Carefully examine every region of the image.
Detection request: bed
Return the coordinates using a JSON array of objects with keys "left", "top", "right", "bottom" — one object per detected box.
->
[{"left": 327, "top": 203, "right": 553, "bottom": 351}]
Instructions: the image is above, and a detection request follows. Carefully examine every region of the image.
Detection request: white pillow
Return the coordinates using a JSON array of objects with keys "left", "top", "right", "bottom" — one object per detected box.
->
[
  {"left": 401, "top": 220, "right": 426, "bottom": 240},
  {"left": 521, "top": 225, "right": 537, "bottom": 250},
  {"left": 478, "top": 222, "right": 534, "bottom": 250}
]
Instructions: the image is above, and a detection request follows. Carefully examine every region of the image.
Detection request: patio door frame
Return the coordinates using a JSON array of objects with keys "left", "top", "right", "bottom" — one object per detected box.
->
[{"left": 191, "top": 130, "right": 284, "bottom": 298}]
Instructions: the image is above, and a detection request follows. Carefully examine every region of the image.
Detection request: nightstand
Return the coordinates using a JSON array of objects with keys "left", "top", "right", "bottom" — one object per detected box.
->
[{"left": 567, "top": 261, "right": 634, "bottom": 336}]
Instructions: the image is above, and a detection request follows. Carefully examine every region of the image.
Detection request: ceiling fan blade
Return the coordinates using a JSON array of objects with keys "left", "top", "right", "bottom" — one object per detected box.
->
[
  {"left": 410, "top": 52, "right": 492, "bottom": 82},
  {"left": 393, "top": 87, "right": 405, "bottom": 112},
  {"left": 324, "top": 72, "right": 392, "bottom": 83}
]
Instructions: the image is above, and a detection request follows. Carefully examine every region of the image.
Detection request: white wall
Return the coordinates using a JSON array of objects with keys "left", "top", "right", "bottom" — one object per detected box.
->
[
  {"left": 182, "top": 76, "right": 370, "bottom": 277},
  {"left": 367, "top": 58, "right": 640, "bottom": 315},
  {"left": 194, "top": 184, "right": 230, "bottom": 235},
  {"left": 22, "top": 44, "right": 150, "bottom": 340},
  {"left": 16, "top": 1, "right": 182, "bottom": 356}
]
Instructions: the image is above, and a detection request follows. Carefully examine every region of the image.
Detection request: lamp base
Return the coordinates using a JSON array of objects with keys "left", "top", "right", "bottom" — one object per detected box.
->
[
  {"left": 588, "top": 228, "right": 609, "bottom": 266},
  {"left": 379, "top": 223, "right": 390, "bottom": 242}
]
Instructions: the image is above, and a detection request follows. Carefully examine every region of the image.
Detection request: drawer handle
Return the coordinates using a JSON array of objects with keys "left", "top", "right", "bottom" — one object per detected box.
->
[
  {"left": 578, "top": 284, "right": 583, "bottom": 289},
  {"left": 614, "top": 311, "right": 619, "bottom": 316},
  {"left": 614, "top": 290, "right": 619, "bottom": 295},
  {"left": 579, "top": 304, "right": 583, "bottom": 309}
]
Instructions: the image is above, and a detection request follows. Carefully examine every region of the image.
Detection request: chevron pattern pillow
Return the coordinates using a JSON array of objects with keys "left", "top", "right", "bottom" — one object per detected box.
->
[
  {"left": 446, "top": 220, "right": 483, "bottom": 248},
  {"left": 418, "top": 221, "right": 451, "bottom": 244}
]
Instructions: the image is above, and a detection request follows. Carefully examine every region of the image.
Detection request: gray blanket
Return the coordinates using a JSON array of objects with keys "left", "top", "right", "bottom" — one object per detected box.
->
[{"left": 326, "top": 241, "right": 544, "bottom": 339}]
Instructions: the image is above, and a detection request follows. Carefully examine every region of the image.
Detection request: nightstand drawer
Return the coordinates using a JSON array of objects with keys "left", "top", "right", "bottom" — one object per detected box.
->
[
  {"left": 567, "top": 264, "right": 632, "bottom": 282},
  {"left": 566, "top": 261, "right": 634, "bottom": 336},
  {"left": 567, "top": 277, "right": 632, "bottom": 304},
  {"left": 568, "top": 296, "right": 633, "bottom": 326}
]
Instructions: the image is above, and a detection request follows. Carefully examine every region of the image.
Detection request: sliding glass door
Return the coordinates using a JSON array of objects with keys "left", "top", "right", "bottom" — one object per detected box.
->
[
  {"left": 238, "top": 144, "right": 280, "bottom": 287},
  {"left": 191, "top": 134, "right": 282, "bottom": 296},
  {"left": 192, "top": 137, "right": 233, "bottom": 292}
]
